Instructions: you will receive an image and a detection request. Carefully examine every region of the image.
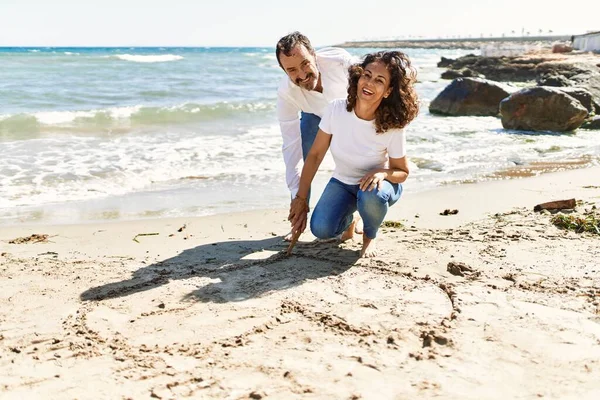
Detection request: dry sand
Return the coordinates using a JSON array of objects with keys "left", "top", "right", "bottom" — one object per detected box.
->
[{"left": 1, "top": 167, "right": 600, "bottom": 399}]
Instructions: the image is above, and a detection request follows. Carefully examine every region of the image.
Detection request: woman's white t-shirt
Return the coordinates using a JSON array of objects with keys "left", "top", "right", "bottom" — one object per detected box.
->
[{"left": 318, "top": 99, "right": 406, "bottom": 185}]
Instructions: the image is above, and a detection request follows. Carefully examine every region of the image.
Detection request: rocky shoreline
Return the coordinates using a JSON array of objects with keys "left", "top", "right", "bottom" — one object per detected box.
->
[
  {"left": 337, "top": 37, "right": 570, "bottom": 50},
  {"left": 431, "top": 51, "right": 600, "bottom": 132}
]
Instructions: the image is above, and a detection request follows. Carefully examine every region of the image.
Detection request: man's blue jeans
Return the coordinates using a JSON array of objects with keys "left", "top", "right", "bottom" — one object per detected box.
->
[
  {"left": 300, "top": 112, "right": 321, "bottom": 161},
  {"left": 310, "top": 177, "right": 402, "bottom": 239},
  {"left": 299, "top": 112, "right": 320, "bottom": 203}
]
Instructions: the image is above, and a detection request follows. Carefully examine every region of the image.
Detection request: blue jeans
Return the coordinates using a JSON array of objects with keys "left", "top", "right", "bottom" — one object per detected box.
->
[
  {"left": 300, "top": 112, "right": 321, "bottom": 161},
  {"left": 299, "top": 112, "right": 321, "bottom": 204},
  {"left": 310, "top": 177, "right": 402, "bottom": 239}
]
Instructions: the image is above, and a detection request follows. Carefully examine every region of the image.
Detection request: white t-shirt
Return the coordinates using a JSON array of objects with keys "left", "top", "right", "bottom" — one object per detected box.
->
[
  {"left": 277, "top": 47, "right": 355, "bottom": 197},
  {"left": 319, "top": 99, "right": 406, "bottom": 185}
]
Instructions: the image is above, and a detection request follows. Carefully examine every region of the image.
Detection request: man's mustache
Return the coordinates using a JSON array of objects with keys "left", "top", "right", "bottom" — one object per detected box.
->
[{"left": 296, "top": 73, "right": 315, "bottom": 85}]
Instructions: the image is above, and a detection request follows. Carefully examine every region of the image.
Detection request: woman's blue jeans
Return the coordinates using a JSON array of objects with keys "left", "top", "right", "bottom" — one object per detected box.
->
[{"left": 310, "top": 177, "right": 402, "bottom": 240}]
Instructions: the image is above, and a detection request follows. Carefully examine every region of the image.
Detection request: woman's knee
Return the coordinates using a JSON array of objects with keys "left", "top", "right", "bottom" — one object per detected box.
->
[
  {"left": 310, "top": 216, "right": 337, "bottom": 239},
  {"left": 358, "top": 187, "right": 389, "bottom": 205}
]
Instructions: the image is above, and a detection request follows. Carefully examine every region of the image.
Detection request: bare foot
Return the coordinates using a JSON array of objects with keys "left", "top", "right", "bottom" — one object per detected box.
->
[
  {"left": 284, "top": 231, "right": 293, "bottom": 242},
  {"left": 354, "top": 214, "right": 364, "bottom": 234},
  {"left": 341, "top": 215, "right": 358, "bottom": 242},
  {"left": 360, "top": 235, "right": 378, "bottom": 258}
]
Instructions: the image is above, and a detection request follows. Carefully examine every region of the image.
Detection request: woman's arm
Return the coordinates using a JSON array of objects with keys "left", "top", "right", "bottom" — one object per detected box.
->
[
  {"left": 358, "top": 156, "right": 409, "bottom": 191},
  {"left": 288, "top": 129, "right": 332, "bottom": 233}
]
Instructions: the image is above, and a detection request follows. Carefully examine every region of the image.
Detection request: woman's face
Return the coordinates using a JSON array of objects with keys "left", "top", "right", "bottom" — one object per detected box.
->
[{"left": 357, "top": 60, "right": 392, "bottom": 105}]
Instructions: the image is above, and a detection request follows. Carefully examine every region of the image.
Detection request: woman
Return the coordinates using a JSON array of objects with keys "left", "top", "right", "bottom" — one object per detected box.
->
[{"left": 288, "top": 51, "right": 419, "bottom": 258}]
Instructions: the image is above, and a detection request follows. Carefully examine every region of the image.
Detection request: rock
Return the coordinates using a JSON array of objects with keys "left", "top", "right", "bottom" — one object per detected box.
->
[
  {"left": 568, "top": 70, "right": 600, "bottom": 107},
  {"left": 556, "top": 87, "right": 596, "bottom": 113},
  {"left": 447, "top": 262, "right": 474, "bottom": 277},
  {"left": 440, "top": 54, "right": 600, "bottom": 113},
  {"left": 441, "top": 69, "right": 464, "bottom": 80},
  {"left": 440, "top": 55, "right": 538, "bottom": 81},
  {"left": 437, "top": 54, "right": 478, "bottom": 68},
  {"left": 441, "top": 68, "right": 482, "bottom": 80},
  {"left": 443, "top": 54, "right": 599, "bottom": 85},
  {"left": 552, "top": 43, "right": 573, "bottom": 53},
  {"left": 500, "top": 87, "right": 588, "bottom": 132},
  {"left": 581, "top": 116, "right": 600, "bottom": 130},
  {"left": 438, "top": 56, "right": 454, "bottom": 68},
  {"left": 430, "top": 78, "right": 514, "bottom": 116},
  {"left": 537, "top": 73, "right": 572, "bottom": 87}
]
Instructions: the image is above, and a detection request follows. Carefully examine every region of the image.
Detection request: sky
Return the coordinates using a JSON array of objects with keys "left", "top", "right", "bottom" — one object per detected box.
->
[{"left": 0, "top": 0, "right": 597, "bottom": 47}]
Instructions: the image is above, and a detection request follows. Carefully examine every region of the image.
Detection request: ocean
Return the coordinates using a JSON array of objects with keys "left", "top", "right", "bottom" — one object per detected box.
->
[{"left": 1, "top": 47, "right": 598, "bottom": 225}]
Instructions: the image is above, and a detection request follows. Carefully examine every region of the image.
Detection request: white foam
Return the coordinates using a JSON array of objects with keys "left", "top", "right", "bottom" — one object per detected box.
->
[
  {"left": 113, "top": 54, "right": 184, "bottom": 63},
  {"left": 105, "top": 105, "right": 142, "bottom": 119},
  {"left": 34, "top": 110, "right": 95, "bottom": 125},
  {"left": 30, "top": 106, "right": 141, "bottom": 125}
]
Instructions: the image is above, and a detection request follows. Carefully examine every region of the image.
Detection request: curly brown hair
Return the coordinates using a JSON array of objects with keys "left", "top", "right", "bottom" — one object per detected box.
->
[{"left": 346, "top": 51, "right": 419, "bottom": 133}]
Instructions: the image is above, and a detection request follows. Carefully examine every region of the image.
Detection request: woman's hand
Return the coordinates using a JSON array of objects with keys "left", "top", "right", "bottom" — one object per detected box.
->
[
  {"left": 288, "top": 196, "right": 309, "bottom": 234},
  {"left": 359, "top": 170, "right": 387, "bottom": 191}
]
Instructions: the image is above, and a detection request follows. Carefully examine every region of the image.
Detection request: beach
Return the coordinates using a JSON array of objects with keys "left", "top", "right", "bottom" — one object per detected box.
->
[
  {"left": 2, "top": 44, "right": 600, "bottom": 399},
  {"left": 2, "top": 166, "right": 599, "bottom": 399}
]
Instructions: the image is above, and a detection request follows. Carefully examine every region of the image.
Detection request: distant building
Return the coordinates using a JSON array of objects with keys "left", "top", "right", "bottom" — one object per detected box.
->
[{"left": 572, "top": 31, "right": 600, "bottom": 52}]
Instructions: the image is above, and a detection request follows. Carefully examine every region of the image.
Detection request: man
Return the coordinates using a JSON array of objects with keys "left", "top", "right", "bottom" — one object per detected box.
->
[{"left": 275, "top": 32, "right": 355, "bottom": 240}]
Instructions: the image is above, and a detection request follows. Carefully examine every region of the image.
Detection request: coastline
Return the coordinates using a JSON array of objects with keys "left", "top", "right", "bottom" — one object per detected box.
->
[
  {"left": 2, "top": 166, "right": 599, "bottom": 399},
  {"left": 335, "top": 36, "right": 572, "bottom": 50}
]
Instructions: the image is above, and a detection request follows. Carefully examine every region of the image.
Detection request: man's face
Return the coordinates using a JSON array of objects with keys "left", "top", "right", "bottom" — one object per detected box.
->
[{"left": 279, "top": 45, "right": 319, "bottom": 91}]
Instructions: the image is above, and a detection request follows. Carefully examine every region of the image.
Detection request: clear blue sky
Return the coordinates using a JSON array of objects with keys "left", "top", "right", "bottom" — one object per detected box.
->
[{"left": 0, "top": 0, "right": 597, "bottom": 47}]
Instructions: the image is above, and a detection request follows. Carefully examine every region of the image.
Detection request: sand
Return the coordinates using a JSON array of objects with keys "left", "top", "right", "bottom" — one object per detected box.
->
[{"left": 1, "top": 167, "right": 600, "bottom": 399}]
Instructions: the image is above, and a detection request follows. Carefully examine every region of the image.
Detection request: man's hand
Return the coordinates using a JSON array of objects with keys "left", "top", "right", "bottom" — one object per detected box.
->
[
  {"left": 288, "top": 197, "right": 309, "bottom": 235},
  {"left": 359, "top": 170, "right": 387, "bottom": 192}
]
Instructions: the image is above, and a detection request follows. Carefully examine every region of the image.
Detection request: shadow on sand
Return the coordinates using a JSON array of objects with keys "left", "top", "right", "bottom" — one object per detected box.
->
[{"left": 81, "top": 236, "right": 360, "bottom": 304}]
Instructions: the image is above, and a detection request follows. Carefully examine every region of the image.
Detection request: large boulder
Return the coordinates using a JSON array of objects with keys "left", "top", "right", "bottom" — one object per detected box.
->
[
  {"left": 430, "top": 78, "right": 514, "bottom": 116},
  {"left": 500, "top": 87, "right": 588, "bottom": 132}
]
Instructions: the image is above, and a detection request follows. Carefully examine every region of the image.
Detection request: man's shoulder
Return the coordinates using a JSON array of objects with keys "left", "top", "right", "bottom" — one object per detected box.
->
[{"left": 315, "top": 47, "right": 353, "bottom": 64}]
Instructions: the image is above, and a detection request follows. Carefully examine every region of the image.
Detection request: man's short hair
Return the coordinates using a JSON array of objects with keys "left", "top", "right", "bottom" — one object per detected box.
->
[{"left": 275, "top": 31, "right": 315, "bottom": 70}]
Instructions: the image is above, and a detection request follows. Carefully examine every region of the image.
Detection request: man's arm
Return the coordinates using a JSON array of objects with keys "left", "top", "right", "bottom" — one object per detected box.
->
[{"left": 277, "top": 91, "right": 303, "bottom": 197}]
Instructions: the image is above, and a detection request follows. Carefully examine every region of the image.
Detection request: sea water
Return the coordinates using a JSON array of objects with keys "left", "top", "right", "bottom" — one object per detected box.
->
[{"left": 1, "top": 47, "right": 598, "bottom": 225}]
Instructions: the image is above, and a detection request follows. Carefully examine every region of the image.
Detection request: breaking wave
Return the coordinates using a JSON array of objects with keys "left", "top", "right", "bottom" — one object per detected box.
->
[{"left": 0, "top": 101, "right": 275, "bottom": 137}]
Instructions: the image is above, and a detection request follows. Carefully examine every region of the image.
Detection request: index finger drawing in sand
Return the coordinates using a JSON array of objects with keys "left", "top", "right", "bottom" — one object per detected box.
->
[{"left": 288, "top": 51, "right": 419, "bottom": 258}]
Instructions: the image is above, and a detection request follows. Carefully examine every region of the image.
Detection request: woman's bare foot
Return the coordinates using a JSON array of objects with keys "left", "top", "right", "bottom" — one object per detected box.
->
[
  {"left": 360, "top": 235, "right": 378, "bottom": 258},
  {"left": 354, "top": 214, "right": 364, "bottom": 234},
  {"left": 341, "top": 215, "right": 359, "bottom": 242},
  {"left": 284, "top": 231, "right": 294, "bottom": 241}
]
